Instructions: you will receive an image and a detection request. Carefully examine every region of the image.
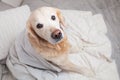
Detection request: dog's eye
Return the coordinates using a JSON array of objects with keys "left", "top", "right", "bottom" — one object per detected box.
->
[
  {"left": 51, "top": 15, "right": 56, "bottom": 20},
  {"left": 36, "top": 23, "right": 43, "bottom": 29}
]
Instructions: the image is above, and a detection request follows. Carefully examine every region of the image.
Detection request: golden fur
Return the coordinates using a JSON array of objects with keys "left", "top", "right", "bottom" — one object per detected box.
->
[{"left": 26, "top": 7, "right": 95, "bottom": 77}]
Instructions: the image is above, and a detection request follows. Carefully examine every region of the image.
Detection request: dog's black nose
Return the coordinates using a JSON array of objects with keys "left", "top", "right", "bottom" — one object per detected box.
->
[{"left": 51, "top": 29, "right": 62, "bottom": 40}]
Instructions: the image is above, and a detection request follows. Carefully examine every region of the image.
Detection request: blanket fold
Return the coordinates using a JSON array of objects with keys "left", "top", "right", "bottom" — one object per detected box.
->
[{"left": 7, "top": 30, "right": 62, "bottom": 80}]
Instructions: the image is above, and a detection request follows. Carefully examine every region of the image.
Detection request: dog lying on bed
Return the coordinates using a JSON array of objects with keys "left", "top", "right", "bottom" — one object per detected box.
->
[{"left": 26, "top": 7, "right": 95, "bottom": 77}]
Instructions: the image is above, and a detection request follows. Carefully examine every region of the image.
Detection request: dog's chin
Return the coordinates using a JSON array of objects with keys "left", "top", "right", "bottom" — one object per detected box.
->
[{"left": 49, "top": 37, "right": 64, "bottom": 45}]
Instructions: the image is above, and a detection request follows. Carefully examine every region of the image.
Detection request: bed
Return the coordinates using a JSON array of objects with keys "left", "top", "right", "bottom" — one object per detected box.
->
[{"left": 0, "top": 0, "right": 120, "bottom": 80}]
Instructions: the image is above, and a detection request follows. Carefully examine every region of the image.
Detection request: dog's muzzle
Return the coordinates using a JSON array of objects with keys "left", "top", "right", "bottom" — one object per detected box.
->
[{"left": 51, "top": 29, "right": 62, "bottom": 42}]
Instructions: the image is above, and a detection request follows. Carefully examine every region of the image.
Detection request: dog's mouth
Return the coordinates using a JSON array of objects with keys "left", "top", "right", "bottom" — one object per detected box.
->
[{"left": 53, "top": 36, "right": 63, "bottom": 44}]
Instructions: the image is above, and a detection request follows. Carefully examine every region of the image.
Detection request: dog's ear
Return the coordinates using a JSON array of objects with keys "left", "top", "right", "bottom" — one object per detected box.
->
[
  {"left": 26, "top": 19, "right": 40, "bottom": 44},
  {"left": 56, "top": 9, "right": 67, "bottom": 27},
  {"left": 26, "top": 20, "right": 36, "bottom": 38}
]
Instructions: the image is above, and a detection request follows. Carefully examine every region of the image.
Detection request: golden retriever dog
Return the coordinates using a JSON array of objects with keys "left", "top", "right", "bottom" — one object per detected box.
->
[{"left": 27, "top": 7, "right": 94, "bottom": 77}]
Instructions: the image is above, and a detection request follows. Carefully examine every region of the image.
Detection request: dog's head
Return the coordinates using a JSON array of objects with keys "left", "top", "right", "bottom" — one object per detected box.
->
[{"left": 27, "top": 7, "right": 66, "bottom": 44}]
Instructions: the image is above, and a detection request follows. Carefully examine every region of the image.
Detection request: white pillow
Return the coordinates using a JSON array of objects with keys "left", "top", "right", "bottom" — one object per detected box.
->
[
  {"left": 0, "top": 5, "right": 31, "bottom": 60},
  {"left": 1, "top": 0, "right": 23, "bottom": 7}
]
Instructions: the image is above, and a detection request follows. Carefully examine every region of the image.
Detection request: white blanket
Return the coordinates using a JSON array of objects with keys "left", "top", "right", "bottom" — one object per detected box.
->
[{"left": 3, "top": 10, "right": 120, "bottom": 80}]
